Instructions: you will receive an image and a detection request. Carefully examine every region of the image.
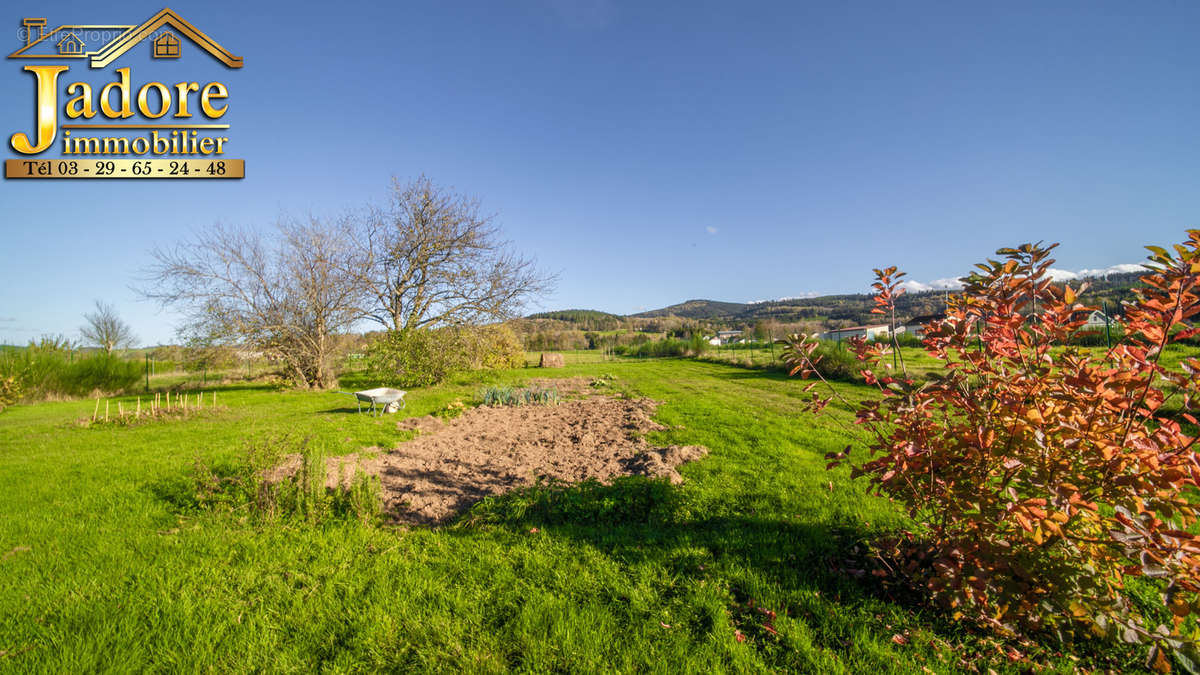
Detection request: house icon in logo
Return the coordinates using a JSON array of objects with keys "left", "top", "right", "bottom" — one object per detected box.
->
[{"left": 9, "top": 8, "right": 242, "bottom": 68}]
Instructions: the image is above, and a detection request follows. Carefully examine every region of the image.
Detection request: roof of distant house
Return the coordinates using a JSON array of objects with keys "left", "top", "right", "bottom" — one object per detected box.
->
[{"left": 823, "top": 324, "right": 889, "bottom": 332}]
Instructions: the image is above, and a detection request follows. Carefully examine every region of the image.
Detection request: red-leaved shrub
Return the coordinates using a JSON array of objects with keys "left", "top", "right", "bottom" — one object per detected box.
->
[{"left": 784, "top": 235, "right": 1200, "bottom": 671}]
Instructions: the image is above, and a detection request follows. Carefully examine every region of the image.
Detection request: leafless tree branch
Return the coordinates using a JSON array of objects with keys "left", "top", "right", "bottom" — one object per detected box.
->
[
  {"left": 139, "top": 219, "right": 366, "bottom": 389},
  {"left": 352, "top": 176, "right": 556, "bottom": 332}
]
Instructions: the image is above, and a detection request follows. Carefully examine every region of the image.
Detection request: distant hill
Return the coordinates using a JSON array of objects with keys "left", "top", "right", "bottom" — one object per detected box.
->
[
  {"left": 631, "top": 299, "right": 749, "bottom": 320},
  {"left": 524, "top": 309, "right": 623, "bottom": 330},
  {"left": 527, "top": 271, "right": 1146, "bottom": 329}
]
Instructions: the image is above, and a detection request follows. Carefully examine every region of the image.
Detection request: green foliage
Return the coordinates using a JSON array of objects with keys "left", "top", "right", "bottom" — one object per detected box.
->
[
  {"left": 477, "top": 384, "right": 559, "bottom": 406},
  {"left": 0, "top": 345, "right": 142, "bottom": 401},
  {"left": 67, "top": 354, "right": 143, "bottom": 393},
  {"left": 366, "top": 324, "right": 524, "bottom": 388}
]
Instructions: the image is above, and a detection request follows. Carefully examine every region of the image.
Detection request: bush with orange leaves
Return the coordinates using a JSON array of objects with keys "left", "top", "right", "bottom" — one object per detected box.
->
[{"left": 784, "top": 234, "right": 1200, "bottom": 671}]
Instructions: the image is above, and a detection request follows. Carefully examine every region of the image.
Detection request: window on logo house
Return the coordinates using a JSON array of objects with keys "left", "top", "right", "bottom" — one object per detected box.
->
[{"left": 153, "top": 33, "right": 180, "bottom": 58}]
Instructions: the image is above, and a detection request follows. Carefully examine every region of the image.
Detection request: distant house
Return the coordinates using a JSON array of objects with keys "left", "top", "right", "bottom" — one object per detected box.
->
[
  {"left": 1080, "top": 310, "right": 1118, "bottom": 329},
  {"left": 707, "top": 330, "right": 744, "bottom": 346},
  {"left": 818, "top": 324, "right": 892, "bottom": 342},
  {"left": 900, "top": 313, "right": 945, "bottom": 337}
]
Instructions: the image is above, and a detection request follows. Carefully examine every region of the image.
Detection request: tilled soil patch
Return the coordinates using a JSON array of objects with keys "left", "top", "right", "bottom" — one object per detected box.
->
[
  {"left": 269, "top": 396, "right": 707, "bottom": 525},
  {"left": 525, "top": 376, "right": 600, "bottom": 397}
]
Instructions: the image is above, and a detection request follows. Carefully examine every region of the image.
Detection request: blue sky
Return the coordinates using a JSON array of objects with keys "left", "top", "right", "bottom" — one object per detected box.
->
[{"left": 1, "top": 1, "right": 1198, "bottom": 345}]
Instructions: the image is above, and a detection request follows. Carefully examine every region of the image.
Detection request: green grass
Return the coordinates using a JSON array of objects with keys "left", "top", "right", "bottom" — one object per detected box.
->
[{"left": 0, "top": 359, "right": 1142, "bottom": 672}]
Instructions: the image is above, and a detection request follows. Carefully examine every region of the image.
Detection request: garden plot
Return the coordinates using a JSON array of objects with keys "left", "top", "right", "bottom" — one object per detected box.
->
[{"left": 269, "top": 391, "right": 707, "bottom": 525}]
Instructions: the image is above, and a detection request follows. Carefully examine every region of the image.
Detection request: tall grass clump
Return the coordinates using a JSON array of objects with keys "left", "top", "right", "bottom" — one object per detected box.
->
[
  {"left": 0, "top": 345, "right": 141, "bottom": 401},
  {"left": 800, "top": 340, "right": 863, "bottom": 381},
  {"left": 192, "top": 436, "right": 382, "bottom": 526},
  {"left": 615, "top": 338, "right": 691, "bottom": 358},
  {"left": 873, "top": 331, "right": 924, "bottom": 348}
]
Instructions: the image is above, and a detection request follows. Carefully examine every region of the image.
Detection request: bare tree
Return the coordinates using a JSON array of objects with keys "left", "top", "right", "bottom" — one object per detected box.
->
[
  {"left": 80, "top": 301, "right": 137, "bottom": 353},
  {"left": 140, "top": 219, "right": 365, "bottom": 389},
  {"left": 355, "top": 176, "right": 555, "bottom": 332}
]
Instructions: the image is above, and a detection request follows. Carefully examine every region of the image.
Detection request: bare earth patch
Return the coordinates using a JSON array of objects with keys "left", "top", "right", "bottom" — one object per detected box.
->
[
  {"left": 271, "top": 394, "right": 707, "bottom": 525},
  {"left": 525, "top": 376, "right": 597, "bottom": 397},
  {"left": 396, "top": 415, "right": 445, "bottom": 433}
]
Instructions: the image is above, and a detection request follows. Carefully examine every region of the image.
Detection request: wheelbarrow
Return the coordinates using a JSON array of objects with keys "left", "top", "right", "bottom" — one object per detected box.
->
[{"left": 337, "top": 387, "right": 407, "bottom": 416}]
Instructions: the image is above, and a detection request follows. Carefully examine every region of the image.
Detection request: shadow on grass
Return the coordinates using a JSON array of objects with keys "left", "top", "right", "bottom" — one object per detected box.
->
[
  {"left": 337, "top": 372, "right": 379, "bottom": 391},
  {"left": 455, "top": 476, "right": 875, "bottom": 595},
  {"left": 151, "top": 382, "right": 286, "bottom": 394},
  {"left": 315, "top": 406, "right": 377, "bottom": 415},
  {"left": 705, "top": 368, "right": 794, "bottom": 382},
  {"left": 450, "top": 477, "right": 1144, "bottom": 672},
  {"left": 447, "top": 476, "right": 936, "bottom": 663}
]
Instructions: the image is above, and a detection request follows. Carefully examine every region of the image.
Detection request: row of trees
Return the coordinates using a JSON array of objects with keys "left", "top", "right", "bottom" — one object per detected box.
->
[{"left": 141, "top": 176, "right": 555, "bottom": 388}]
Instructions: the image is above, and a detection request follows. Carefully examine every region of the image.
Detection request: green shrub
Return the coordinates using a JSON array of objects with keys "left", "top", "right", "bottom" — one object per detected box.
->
[
  {"left": 688, "top": 334, "right": 714, "bottom": 354},
  {"left": 366, "top": 324, "right": 523, "bottom": 388},
  {"left": 459, "top": 324, "right": 525, "bottom": 370},
  {"left": 67, "top": 354, "right": 142, "bottom": 393},
  {"left": 0, "top": 347, "right": 141, "bottom": 401},
  {"left": 806, "top": 341, "right": 863, "bottom": 382}
]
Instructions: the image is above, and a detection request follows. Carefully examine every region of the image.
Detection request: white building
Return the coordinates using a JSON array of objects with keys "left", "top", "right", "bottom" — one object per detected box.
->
[
  {"left": 817, "top": 324, "right": 893, "bottom": 342},
  {"left": 707, "top": 330, "right": 744, "bottom": 346},
  {"left": 1082, "top": 310, "right": 1117, "bottom": 329},
  {"left": 898, "top": 313, "right": 944, "bottom": 337}
]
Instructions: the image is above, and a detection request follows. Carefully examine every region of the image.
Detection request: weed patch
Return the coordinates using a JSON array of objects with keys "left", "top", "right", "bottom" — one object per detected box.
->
[{"left": 191, "top": 436, "right": 383, "bottom": 526}]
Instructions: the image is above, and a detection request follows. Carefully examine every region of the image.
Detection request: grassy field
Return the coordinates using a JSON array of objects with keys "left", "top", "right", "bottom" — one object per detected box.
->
[
  {"left": 0, "top": 358, "right": 1142, "bottom": 672},
  {"left": 521, "top": 350, "right": 616, "bottom": 367}
]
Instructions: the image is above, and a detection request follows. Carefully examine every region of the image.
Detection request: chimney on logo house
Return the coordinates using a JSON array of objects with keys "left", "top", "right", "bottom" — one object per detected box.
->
[{"left": 22, "top": 18, "right": 46, "bottom": 45}]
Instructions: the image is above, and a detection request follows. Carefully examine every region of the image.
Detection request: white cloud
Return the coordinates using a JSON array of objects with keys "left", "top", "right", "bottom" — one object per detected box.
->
[
  {"left": 705, "top": 226, "right": 718, "bottom": 235},
  {"left": 1047, "top": 263, "right": 1145, "bottom": 282},
  {"left": 1045, "top": 268, "right": 1079, "bottom": 282},
  {"left": 748, "top": 292, "right": 820, "bottom": 304},
  {"left": 1074, "top": 263, "right": 1145, "bottom": 278},
  {"left": 900, "top": 263, "right": 1142, "bottom": 293},
  {"left": 899, "top": 277, "right": 962, "bottom": 293}
]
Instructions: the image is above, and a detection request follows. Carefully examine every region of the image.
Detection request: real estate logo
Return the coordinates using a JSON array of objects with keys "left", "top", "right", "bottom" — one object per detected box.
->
[{"left": 5, "top": 8, "right": 244, "bottom": 179}]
